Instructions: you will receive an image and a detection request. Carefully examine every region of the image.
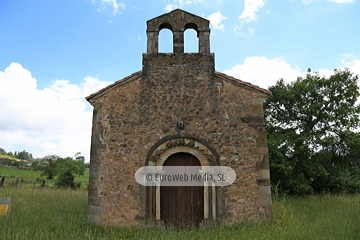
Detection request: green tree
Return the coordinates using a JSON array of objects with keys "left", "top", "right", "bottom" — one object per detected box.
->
[
  {"left": 313, "top": 131, "right": 360, "bottom": 193},
  {"left": 55, "top": 155, "right": 86, "bottom": 188},
  {"left": 265, "top": 68, "right": 360, "bottom": 195},
  {"left": 55, "top": 157, "right": 75, "bottom": 188},
  {"left": 0, "top": 147, "right": 6, "bottom": 154},
  {"left": 35, "top": 155, "right": 60, "bottom": 179},
  {"left": 73, "top": 152, "right": 86, "bottom": 177},
  {"left": 34, "top": 153, "right": 86, "bottom": 187},
  {"left": 16, "top": 150, "right": 33, "bottom": 160},
  {"left": 55, "top": 167, "right": 76, "bottom": 189}
]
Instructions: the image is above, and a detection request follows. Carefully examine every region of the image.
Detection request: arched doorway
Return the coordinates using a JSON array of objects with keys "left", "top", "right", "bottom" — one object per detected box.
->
[
  {"left": 160, "top": 152, "right": 204, "bottom": 226},
  {"left": 147, "top": 137, "right": 219, "bottom": 224}
]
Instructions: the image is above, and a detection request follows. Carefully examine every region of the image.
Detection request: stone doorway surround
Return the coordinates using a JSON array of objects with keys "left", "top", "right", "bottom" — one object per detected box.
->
[{"left": 146, "top": 136, "right": 219, "bottom": 223}]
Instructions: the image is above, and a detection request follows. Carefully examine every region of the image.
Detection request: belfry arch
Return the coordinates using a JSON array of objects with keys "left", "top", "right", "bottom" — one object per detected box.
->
[
  {"left": 146, "top": 9, "right": 210, "bottom": 54},
  {"left": 158, "top": 28, "right": 173, "bottom": 53},
  {"left": 184, "top": 27, "right": 198, "bottom": 53}
]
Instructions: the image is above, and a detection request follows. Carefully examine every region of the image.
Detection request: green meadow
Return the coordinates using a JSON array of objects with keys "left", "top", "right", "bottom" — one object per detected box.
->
[
  {"left": 0, "top": 166, "right": 359, "bottom": 239},
  {"left": 0, "top": 166, "right": 89, "bottom": 188},
  {"left": 0, "top": 153, "right": 20, "bottom": 160},
  {"left": 0, "top": 187, "right": 359, "bottom": 239}
]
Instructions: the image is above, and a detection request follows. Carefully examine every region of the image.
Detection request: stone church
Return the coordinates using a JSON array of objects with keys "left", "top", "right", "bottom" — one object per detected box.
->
[{"left": 86, "top": 9, "right": 272, "bottom": 226}]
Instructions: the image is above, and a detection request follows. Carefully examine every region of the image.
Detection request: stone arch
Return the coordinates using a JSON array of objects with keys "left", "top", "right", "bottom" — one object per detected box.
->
[
  {"left": 184, "top": 22, "right": 198, "bottom": 32},
  {"left": 155, "top": 145, "right": 208, "bottom": 166},
  {"left": 158, "top": 24, "right": 173, "bottom": 53},
  {"left": 146, "top": 136, "right": 219, "bottom": 223},
  {"left": 184, "top": 23, "right": 198, "bottom": 53},
  {"left": 146, "top": 135, "right": 219, "bottom": 167},
  {"left": 159, "top": 22, "right": 173, "bottom": 31}
]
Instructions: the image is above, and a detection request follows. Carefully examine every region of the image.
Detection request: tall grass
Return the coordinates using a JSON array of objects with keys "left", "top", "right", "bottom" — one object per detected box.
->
[{"left": 0, "top": 186, "right": 359, "bottom": 239}]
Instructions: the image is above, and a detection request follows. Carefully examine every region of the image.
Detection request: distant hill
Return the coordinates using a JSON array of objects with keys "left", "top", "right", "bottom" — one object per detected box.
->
[
  {"left": 0, "top": 153, "right": 20, "bottom": 160},
  {"left": 0, "top": 154, "right": 31, "bottom": 166}
]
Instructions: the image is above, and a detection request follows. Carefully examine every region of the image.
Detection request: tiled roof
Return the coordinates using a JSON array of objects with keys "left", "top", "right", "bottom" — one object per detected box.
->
[
  {"left": 214, "top": 71, "right": 271, "bottom": 95},
  {"left": 85, "top": 71, "right": 142, "bottom": 101},
  {"left": 85, "top": 70, "right": 271, "bottom": 101}
]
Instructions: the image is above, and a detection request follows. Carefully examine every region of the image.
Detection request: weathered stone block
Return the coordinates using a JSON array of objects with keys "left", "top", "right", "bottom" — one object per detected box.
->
[
  {"left": 256, "top": 178, "right": 271, "bottom": 186},
  {"left": 255, "top": 196, "right": 272, "bottom": 207}
]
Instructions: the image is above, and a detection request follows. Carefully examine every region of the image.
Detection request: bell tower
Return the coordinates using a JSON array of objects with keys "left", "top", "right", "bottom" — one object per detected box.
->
[
  {"left": 146, "top": 9, "right": 211, "bottom": 54},
  {"left": 140, "top": 9, "right": 217, "bottom": 129}
]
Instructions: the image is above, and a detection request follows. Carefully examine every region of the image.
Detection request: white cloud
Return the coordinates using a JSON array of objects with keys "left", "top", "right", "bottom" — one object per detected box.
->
[
  {"left": 317, "top": 53, "right": 360, "bottom": 79},
  {"left": 165, "top": 4, "right": 177, "bottom": 11},
  {"left": 125, "top": 34, "right": 142, "bottom": 42},
  {"left": 239, "top": 0, "right": 265, "bottom": 23},
  {"left": 301, "top": 0, "right": 315, "bottom": 5},
  {"left": 235, "top": 0, "right": 265, "bottom": 35},
  {"left": 97, "top": 0, "right": 125, "bottom": 15},
  {"left": 341, "top": 52, "right": 356, "bottom": 65},
  {"left": 248, "top": 27, "right": 255, "bottom": 35},
  {"left": 0, "top": 63, "right": 113, "bottom": 161},
  {"left": 164, "top": 0, "right": 207, "bottom": 12},
  {"left": 206, "top": 12, "right": 228, "bottom": 31},
  {"left": 302, "top": 0, "right": 354, "bottom": 5},
  {"left": 340, "top": 52, "right": 360, "bottom": 76},
  {"left": 233, "top": 25, "right": 241, "bottom": 34},
  {"left": 233, "top": 26, "right": 255, "bottom": 37},
  {"left": 223, "top": 53, "right": 360, "bottom": 90},
  {"left": 327, "top": 0, "right": 355, "bottom": 3},
  {"left": 223, "top": 56, "right": 302, "bottom": 89}
]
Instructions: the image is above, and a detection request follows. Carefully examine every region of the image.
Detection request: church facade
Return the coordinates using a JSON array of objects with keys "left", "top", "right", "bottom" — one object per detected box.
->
[{"left": 86, "top": 9, "right": 272, "bottom": 226}]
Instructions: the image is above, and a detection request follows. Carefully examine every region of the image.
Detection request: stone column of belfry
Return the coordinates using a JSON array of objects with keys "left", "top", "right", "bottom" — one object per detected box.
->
[
  {"left": 198, "top": 30, "right": 210, "bottom": 53},
  {"left": 147, "top": 30, "right": 159, "bottom": 54},
  {"left": 173, "top": 31, "right": 184, "bottom": 54}
]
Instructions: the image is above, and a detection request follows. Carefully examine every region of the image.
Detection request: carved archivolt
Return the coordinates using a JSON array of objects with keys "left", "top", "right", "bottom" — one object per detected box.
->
[{"left": 148, "top": 137, "right": 217, "bottom": 166}]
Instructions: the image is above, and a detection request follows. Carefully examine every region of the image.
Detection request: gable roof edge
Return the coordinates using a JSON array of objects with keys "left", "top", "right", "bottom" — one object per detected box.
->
[
  {"left": 146, "top": 9, "right": 210, "bottom": 24},
  {"left": 85, "top": 71, "right": 142, "bottom": 102},
  {"left": 214, "top": 71, "right": 271, "bottom": 95}
]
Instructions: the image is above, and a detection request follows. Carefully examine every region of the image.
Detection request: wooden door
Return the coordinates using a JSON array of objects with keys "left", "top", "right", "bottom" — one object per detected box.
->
[{"left": 160, "top": 152, "right": 204, "bottom": 226}]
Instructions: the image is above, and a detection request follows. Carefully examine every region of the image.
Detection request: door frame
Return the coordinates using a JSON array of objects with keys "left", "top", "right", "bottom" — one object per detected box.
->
[{"left": 153, "top": 145, "right": 213, "bottom": 222}]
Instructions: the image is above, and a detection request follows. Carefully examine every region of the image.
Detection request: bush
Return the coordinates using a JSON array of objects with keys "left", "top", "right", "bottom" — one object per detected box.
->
[{"left": 55, "top": 170, "right": 75, "bottom": 189}]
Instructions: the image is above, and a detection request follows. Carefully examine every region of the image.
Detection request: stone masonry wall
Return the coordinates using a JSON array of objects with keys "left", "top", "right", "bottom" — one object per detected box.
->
[{"left": 87, "top": 53, "right": 271, "bottom": 226}]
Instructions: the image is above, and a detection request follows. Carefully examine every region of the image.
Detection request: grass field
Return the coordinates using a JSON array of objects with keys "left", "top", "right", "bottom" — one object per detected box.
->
[
  {"left": 0, "top": 166, "right": 89, "bottom": 188},
  {"left": 0, "top": 153, "right": 21, "bottom": 160},
  {"left": 0, "top": 186, "right": 359, "bottom": 239}
]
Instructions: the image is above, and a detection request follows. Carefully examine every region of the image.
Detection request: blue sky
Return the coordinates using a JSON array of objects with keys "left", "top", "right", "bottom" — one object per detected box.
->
[{"left": 1, "top": 0, "right": 359, "bottom": 161}]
